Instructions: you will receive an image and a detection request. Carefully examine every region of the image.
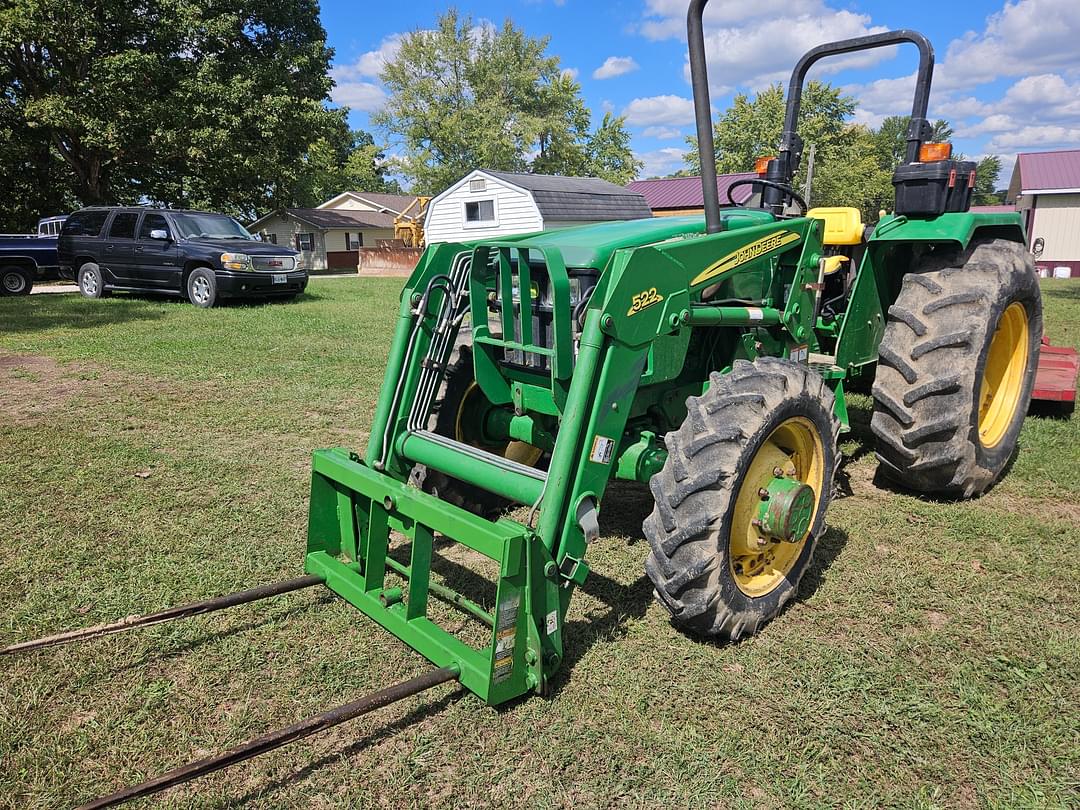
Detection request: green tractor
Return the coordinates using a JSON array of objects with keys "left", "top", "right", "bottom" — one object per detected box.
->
[{"left": 302, "top": 2, "right": 1042, "bottom": 705}]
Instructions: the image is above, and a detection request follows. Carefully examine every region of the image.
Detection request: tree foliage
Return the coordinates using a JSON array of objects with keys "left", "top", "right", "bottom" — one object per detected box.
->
[
  {"left": 686, "top": 81, "right": 892, "bottom": 218},
  {"left": 375, "top": 9, "right": 641, "bottom": 194},
  {"left": 290, "top": 117, "right": 401, "bottom": 208},
  {"left": 0, "top": 0, "right": 344, "bottom": 226},
  {"left": 973, "top": 155, "right": 1004, "bottom": 205}
]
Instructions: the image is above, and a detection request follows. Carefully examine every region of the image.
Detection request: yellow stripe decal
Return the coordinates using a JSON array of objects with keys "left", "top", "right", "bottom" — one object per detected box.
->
[{"left": 691, "top": 230, "right": 802, "bottom": 287}]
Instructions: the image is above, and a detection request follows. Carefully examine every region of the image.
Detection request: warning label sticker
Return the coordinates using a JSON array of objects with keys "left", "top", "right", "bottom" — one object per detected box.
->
[
  {"left": 545, "top": 610, "right": 558, "bottom": 636},
  {"left": 492, "top": 594, "right": 520, "bottom": 683},
  {"left": 589, "top": 436, "right": 615, "bottom": 465},
  {"left": 790, "top": 344, "right": 809, "bottom": 364}
]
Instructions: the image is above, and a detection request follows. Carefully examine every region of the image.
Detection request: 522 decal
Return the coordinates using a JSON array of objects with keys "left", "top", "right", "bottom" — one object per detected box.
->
[{"left": 627, "top": 287, "right": 664, "bottom": 316}]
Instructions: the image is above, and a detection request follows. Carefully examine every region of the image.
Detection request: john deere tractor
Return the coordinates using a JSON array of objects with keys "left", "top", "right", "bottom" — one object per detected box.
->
[{"left": 303, "top": 1, "right": 1041, "bottom": 703}]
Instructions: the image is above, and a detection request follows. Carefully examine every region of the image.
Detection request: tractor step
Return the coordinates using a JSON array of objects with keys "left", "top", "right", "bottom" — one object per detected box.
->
[{"left": 808, "top": 353, "right": 845, "bottom": 379}]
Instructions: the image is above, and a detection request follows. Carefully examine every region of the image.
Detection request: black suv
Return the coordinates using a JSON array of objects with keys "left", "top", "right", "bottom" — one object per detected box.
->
[{"left": 58, "top": 207, "right": 307, "bottom": 307}]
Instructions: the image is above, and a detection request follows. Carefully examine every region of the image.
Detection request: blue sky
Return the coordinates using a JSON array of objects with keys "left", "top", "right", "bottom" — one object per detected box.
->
[{"left": 322, "top": 0, "right": 1080, "bottom": 188}]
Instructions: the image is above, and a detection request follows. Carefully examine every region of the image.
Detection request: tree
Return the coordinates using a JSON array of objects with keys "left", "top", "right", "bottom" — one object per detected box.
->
[
  {"left": 375, "top": 9, "right": 640, "bottom": 193},
  {"left": 582, "top": 112, "right": 643, "bottom": 186},
  {"left": 0, "top": 0, "right": 341, "bottom": 220},
  {"left": 686, "top": 81, "right": 856, "bottom": 175},
  {"left": 973, "top": 155, "right": 1004, "bottom": 206},
  {"left": 873, "top": 115, "right": 955, "bottom": 169},
  {"left": 291, "top": 118, "right": 402, "bottom": 208},
  {"left": 685, "top": 81, "right": 892, "bottom": 217}
]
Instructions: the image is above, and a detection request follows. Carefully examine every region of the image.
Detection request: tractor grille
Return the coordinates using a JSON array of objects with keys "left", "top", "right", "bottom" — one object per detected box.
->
[{"left": 485, "top": 252, "right": 597, "bottom": 374}]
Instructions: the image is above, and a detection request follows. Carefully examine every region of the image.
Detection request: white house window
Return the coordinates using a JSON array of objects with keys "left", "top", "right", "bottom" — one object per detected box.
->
[
  {"left": 297, "top": 232, "right": 314, "bottom": 252},
  {"left": 469, "top": 178, "right": 486, "bottom": 192},
  {"left": 348, "top": 232, "right": 362, "bottom": 250},
  {"left": 266, "top": 233, "right": 278, "bottom": 244},
  {"left": 465, "top": 200, "right": 496, "bottom": 224}
]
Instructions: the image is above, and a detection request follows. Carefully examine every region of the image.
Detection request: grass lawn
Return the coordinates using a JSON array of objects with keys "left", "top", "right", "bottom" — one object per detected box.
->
[{"left": 1, "top": 278, "right": 1077, "bottom": 809}]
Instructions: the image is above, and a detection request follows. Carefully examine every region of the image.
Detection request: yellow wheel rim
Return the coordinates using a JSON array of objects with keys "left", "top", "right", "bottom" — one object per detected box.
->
[
  {"left": 978, "top": 302, "right": 1029, "bottom": 449},
  {"left": 455, "top": 383, "right": 543, "bottom": 466},
  {"left": 728, "top": 417, "right": 825, "bottom": 598}
]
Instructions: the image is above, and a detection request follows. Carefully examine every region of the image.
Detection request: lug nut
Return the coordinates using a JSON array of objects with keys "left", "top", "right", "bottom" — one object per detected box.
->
[
  {"left": 758, "top": 487, "right": 770, "bottom": 500},
  {"left": 773, "top": 466, "right": 785, "bottom": 478}
]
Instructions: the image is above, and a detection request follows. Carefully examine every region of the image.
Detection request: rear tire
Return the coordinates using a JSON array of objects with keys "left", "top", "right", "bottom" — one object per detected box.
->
[
  {"left": 1, "top": 266, "right": 33, "bottom": 296},
  {"left": 871, "top": 239, "right": 1042, "bottom": 498},
  {"left": 644, "top": 358, "right": 840, "bottom": 641}
]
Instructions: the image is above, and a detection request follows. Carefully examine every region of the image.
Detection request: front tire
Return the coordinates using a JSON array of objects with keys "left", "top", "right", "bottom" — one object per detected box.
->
[
  {"left": 186, "top": 268, "right": 218, "bottom": 308},
  {"left": 0, "top": 266, "right": 33, "bottom": 296},
  {"left": 644, "top": 358, "right": 840, "bottom": 641},
  {"left": 871, "top": 239, "right": 1042, "bottom": 498},
  {"left": 77, "top": 263, "right": 105, "bottom": 299}
]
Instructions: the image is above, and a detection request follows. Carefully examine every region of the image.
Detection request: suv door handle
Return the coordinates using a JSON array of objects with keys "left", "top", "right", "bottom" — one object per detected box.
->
[
  {"left": 104, "top": 245, "right": 114, "bottom": 252},
  {"left": 134, "top": 246, "right": 144, "bottom": 252}
]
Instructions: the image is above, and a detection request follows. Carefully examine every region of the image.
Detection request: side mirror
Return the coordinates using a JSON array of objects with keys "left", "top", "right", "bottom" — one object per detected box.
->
[
  {"left": 1032, "top": 237, "right": 1044, "bottom": 258},
  {"left": 150, "top": 229, "right": 170, "bottom": 241}
]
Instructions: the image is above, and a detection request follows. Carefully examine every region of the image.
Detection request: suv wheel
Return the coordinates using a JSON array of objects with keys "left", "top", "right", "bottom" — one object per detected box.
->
[
  {"left": 186, "top": 268, "right": 218, "bottom": 308},
  {"left": 1, "top": 266, "right": 33, "bottom": 296},
  {"left": 77, "top": 263, "right": 106, "bottom": 299}
]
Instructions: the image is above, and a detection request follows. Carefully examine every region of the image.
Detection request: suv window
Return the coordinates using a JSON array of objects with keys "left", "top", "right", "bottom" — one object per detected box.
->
[
  {"left": 139, "top": 213, "right": 170, "bottom": 239},
  {"left": 63, "top": 211, "right": 110, "bottom": 237},
  {"left": 108, "top": 213, "right": 139, "bottom": 239}
]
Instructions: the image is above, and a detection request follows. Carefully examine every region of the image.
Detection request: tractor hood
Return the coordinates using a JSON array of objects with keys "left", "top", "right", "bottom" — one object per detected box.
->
[{"left": 489, "top": 210, "right": 776, "bottom": 270}]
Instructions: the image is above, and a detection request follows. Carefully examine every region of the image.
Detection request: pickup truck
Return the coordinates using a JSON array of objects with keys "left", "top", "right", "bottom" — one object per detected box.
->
[{"left": 0, "top": 230, "right": 59, "bottom": 296}]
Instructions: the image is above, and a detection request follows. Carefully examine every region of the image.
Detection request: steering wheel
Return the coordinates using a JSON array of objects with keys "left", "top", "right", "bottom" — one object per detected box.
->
[{"left": 726, "top": 178, "right": 809, "bottom": 216}]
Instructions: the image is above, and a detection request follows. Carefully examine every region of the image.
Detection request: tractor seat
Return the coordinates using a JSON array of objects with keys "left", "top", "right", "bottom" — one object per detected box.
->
[{"left": 807, "top": 207, "right": 865, "bottom": 246}]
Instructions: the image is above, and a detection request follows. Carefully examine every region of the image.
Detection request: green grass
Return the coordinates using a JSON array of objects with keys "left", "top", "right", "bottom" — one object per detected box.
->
[{"left": 1, "top": 278, "right": 1078, "bottom": 809}]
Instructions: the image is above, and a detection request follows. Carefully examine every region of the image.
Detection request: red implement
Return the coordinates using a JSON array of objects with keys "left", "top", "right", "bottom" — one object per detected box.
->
[{"left": 1033, "top": 337, "right": 1079, "bottom": 406}]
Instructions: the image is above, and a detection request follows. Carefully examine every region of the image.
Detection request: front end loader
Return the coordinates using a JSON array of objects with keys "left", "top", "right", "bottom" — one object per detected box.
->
[{"left": 5, "top": 1, "right": 1043, "bottom": 805}]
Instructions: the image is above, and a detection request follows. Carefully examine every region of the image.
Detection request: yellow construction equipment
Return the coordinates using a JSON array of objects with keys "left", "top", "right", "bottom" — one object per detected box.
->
[{"left": 394, "top": 196, "right": 431, "bottom": 248}]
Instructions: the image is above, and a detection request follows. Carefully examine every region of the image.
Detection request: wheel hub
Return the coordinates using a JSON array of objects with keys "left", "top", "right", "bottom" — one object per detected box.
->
[{"left": 757, "top": 475, "right": 816, "bottom": 543}]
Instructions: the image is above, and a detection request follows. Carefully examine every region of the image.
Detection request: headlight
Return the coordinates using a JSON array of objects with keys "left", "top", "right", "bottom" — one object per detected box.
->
[{"left": 220, "top": 252, "right": 252, "bottom": 271}]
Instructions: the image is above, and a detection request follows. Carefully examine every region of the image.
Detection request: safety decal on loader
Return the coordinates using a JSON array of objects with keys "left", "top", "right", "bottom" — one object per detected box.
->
[{"left": 691, "top": 230, "right": 801, "bottom": 287}]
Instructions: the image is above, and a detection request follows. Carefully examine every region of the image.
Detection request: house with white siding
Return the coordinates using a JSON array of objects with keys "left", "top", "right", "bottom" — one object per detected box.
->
[
  {"left": 1007, "top": 149, "right": 1080, "bottom": 278},
  {"left": 424, "top": 170, "right": 653, "bottom": 245},
  {"left": 250, "top": 191, "right": 415, "bottom": 271}
]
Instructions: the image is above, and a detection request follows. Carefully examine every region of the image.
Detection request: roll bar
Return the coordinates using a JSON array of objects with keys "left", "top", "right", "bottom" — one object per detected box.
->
[{"left": 687, "top": 0, "right": 936, "bottom": 221}]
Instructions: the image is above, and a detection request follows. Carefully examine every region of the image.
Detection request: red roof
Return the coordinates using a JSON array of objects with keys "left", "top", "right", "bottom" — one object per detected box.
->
[
  {"left": 1017, "top": 149, "right": 1080, "bottom": 191},
  {"left": 627, "top": 173, "right": 756, "bottom": 210}
]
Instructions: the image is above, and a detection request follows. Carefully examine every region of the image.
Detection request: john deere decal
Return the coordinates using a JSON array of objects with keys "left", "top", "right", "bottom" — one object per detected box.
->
[{"left": 691, "top": 230, "right": 801, "bottom": 287}]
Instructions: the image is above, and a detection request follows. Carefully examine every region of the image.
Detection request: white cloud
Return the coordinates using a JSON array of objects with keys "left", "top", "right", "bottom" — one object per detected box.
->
[
  {"left": 640, "top": 0, "right": 825, "bottom": 40},
  {"left": 642, "top": 126, "right": 685, "bottom": 140},
  {"left": 637, "top": 146, "right": 689, "bottom": 177},
  {"left": 562, "top": 67, "right": 580, "bottom": 80},
  {"left": 937, "top": 0, "right": 1080, "bottom": 91},
  {"left": 593, "top": 56, "right": 640, "bottom": 80},
  {"left": 639, "top": 0, "right": 891, "bottom": 91},
  {"left": 335, "top": 35, "right": 403, "bottom": 81},
  {"left": 623, "top": 95, "right": 695, "bottom": 126},
  {"left": 986, "top": 125, "right": 1080, "bottom": 151},
  {"left": 330, "top": 81, "right": 387, "bottom": 113}
]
